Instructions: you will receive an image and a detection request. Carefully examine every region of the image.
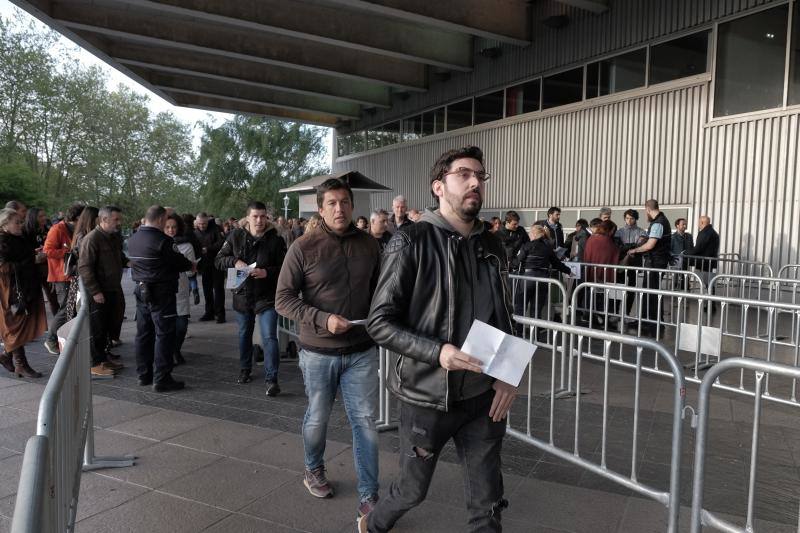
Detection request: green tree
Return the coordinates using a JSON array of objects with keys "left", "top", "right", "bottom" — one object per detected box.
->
[{"left": 197, "top": 116, "right": 329, "bottom": 217}]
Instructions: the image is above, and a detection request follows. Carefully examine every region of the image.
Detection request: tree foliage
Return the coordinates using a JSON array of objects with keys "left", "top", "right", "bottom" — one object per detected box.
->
[
  {"left": 197, "top": 116, "right": 329, "bottom": 218},
  {"left": 0, "top": 12, "right": 330, "bottom": 221},
  {"left": 0, "top": 14, "right": 200, "bottom": 218}
]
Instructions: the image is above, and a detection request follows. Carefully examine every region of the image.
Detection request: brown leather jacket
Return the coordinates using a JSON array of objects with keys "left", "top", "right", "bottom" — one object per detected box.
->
[{"left": 275, "top": 221, "right": 380, "bottom": 354}]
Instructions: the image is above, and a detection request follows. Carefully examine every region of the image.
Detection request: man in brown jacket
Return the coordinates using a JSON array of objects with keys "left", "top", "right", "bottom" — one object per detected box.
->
[
  {"left": 78, "top": 206, "right": 128, "bottom": 376},
  {"left": 275, "top": 178, "right": 381, "bottom": 518}
]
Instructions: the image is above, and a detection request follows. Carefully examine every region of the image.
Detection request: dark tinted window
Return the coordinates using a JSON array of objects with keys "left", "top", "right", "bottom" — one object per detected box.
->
[
  {"left": 474, "top": 90, "right": 504, "bottom": 124},
  {"left": 787, "top": 7, "right": 800, "bottom": 105},
  {"left": 506, "top": 79, "right": 540, "bottom": 116},
  {"left": 714, "top": 5, "right": 788, "bottom": 117},
  {"left": 587, "top": 48, "right": 647, "bottom": 98},
  {"left": 446, "top": 99, "right": 473, "bottom": 131},
  {"left": 367, "top": 122, "right": 400, "bottom": 150},
  {"left": 649, "top": 31, "right": 710, "bottom": 85},
  {"left": 542, "top": 67, "right": 584, "bottom": 109},
  {"left": 402, "top": 115, "right": 422, "bottom": 141}
]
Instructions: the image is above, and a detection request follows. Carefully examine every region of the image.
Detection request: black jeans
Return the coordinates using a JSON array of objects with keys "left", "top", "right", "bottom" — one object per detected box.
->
[
  {"left": 88, "top": 291, "right": 121, "bottom": 365},
  {"left": 134, "top": 284, "right": 177, "bottom": 383},
  {"left": 368, "top": 390, "right": 507, "bottom": 533},
  {"left": 46, "top": 281, "right": 71, "bottom": 343},
  {"left": 643, "top": 259, "right": 666, "bottom": 324},
  {"left": 201, "top": 268, "right": 225, "bottom": 318}
]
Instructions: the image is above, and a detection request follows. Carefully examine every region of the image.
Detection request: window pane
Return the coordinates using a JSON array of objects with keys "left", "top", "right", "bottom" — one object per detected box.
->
[
  {"left": 542, "top": 67, "right": 584, "bottom": 109},
  {"left": 367, "top": 122, "right": 400, "bottom": 150},
  {"left": 336, "top": 134, "right": 349, "bottom": 157},
  {"left": 474, "top": 90, "right": 504, "bottom": 124},
  {"left": 350, "top": 132, "right": 365, "bottom": 153},
  {"left": 587, "top": 49, "right": 646, "bottom": 98},
  {"left": 788, "top": 6, "right": 800, "bottom": 105},
  {"left": 586, "top": 62, "right": 600, "bottom": 99},
  {"left": 649, "top": 31, "right": 710, "bottom": 85},
  {"left": 446, "top": 99, "right": 473, "bottom": 131},
  {"left": 402, "top": 115, "right": 422, "bottom": 141},
  {"left": 433, "top": 107, "right": 446, "bottom": 134},
  {"left": 714, "top": 5, "right": 788, "bottom": 117},
  {"left": 505, "top": 79, "right": 540, "bottom": 116}
]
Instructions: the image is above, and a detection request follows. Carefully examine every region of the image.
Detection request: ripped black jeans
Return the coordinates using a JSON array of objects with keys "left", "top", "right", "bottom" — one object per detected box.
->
[{"left": 368, "top": 389, "right": 507, "bottom": 532}]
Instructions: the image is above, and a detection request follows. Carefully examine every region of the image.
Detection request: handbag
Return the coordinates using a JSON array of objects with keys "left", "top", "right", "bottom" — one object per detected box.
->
[
  {"left": 63, "top": 249, "right": 78, "bottom": 278},
  {"left": 9, "top": 267, "right": 29, "bottom": 316}
]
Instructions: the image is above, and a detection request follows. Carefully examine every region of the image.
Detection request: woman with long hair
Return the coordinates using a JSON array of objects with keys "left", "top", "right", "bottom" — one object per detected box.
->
[
  {"left": 0, "top": 208, "right": 45, "bottom": 378},
  {"left": 164, "top": 213, "right": 196, "bottom": 365},
  {"left": 24, "top": 207, "right": 59, "bottom": 315},
  {"left": 63, "top": 206, "right": 99, "bottom": 322}
]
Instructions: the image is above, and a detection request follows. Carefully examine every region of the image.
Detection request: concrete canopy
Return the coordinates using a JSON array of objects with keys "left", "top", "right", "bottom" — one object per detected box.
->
[
  {"left": 10, "top": 0, "right": 533, "bottom": 126},
  {"left": 279, "top": 170, "right": 392, "bottom": 194}
]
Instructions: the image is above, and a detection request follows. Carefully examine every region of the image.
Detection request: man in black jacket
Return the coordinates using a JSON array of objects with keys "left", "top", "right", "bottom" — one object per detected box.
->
[
  {"left": 128, "top": 205, "right": 193, "bottom": 392},
  {"left": 535, "top": 206, "right": 565, "bottom": 251},
  {"left": 496, "top": 209, "right": 529, "bottom": 270},
  {"left": 215, "top": 201, "right": 286, "bottom": 395},
  {"left": 195, "top": 212, "right": 226, "bottom": 323},
  {"left": 362, "top": 146, "right": 517, "bottom": 533},
  {"left": 686, "top": 215, "right": 720, "bottom": 288}
]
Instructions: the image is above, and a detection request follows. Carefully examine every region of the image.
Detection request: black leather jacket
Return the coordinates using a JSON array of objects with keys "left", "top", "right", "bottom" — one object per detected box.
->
[{"left": 367, "top": 212, "right": 514, "bottom": 412}]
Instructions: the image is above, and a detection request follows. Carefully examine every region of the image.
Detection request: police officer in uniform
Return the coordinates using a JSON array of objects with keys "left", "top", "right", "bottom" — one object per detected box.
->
[
  {"left": 626, "top": 199, "right": 671, "bottom": 336},
  {"left": 128, "top": 206, "right": 193, "bottom": 392}
]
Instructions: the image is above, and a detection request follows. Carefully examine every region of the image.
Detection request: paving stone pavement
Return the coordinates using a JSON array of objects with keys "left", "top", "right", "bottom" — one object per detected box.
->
[{"left": 1, "top": 279, "right": 799, "bottom": 532}]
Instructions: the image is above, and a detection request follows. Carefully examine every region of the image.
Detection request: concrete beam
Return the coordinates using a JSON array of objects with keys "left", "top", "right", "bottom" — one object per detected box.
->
[
  {"left": 129, "top": 66, "right": 363, "bottom": 120},
  {"left": 555, "top": 0, "right": 609, "bottom": 14},
  {"left": 320, "top": 0, "right": 531, "bottom": 45},
  {"left": 168, "top": 92, "right": 340, "bottom": 127},
  {"left": 105, "top": 0, "right": 472, "bottom": 71},
  {"left": 99, "top": 40, "right": 391, "bottom": 108},
  {"left": 51, "top": 1, "right": 428, "bottom": 91}
]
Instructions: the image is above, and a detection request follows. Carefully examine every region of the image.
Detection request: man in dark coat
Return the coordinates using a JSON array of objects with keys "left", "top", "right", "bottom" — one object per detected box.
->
[
  {"left": 195, "top": 212, "right": 226, "bottom": 323},
  {"left": 216, "top": 202, "right": 286, "bottom": 394}
]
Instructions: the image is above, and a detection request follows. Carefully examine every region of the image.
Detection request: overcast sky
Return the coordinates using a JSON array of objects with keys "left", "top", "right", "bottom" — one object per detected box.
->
[{"left": 0, "top": 1, "right": 333, "bottom": 161}]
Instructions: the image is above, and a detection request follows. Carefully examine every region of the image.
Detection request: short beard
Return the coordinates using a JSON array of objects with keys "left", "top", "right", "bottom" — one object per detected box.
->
[{"left": 443, "top": 188, "right": 481, "bottom": 222}]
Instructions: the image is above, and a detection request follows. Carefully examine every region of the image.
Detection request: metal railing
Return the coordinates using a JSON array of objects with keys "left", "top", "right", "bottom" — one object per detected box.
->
[
  {"left": 510, "top": 274, "right": 570, "bottom": 396},
  {"left": 11, "top": 283, "right": 134, "bottom": 533},
  {"left": 710, "top": 274, "right": 800, "bottom": 305},
  {"left": 690, "top": 358, "right": 800, "bottom": 533},
  {"left": 682, "top": 254, "right": 774, "bottom": 280},
  {"left": 507, "top": 316, "right": 687, "bottom": 533},
  {"left": 573, "top": 261, "right": 704, "bottom": 293},
  {"left": 570, "top": 282, "right": 800, "bottom": 408},
  {"left": 376, "top": 347, "right": 398, "bottom": 431},
  {"left": 778, "top": 263, "right": 800, "bottom": 279}
]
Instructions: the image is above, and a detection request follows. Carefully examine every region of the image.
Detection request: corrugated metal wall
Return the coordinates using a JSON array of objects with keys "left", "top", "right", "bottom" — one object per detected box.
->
[
  {"left": 333, "top": 0, "right": 800, "bottom": 269},
  {"left": 350, "top": 0, "right": 778, "bottom": 131},
  {"left": 333, "top": 79, "right": 800, "bottom": 268}
]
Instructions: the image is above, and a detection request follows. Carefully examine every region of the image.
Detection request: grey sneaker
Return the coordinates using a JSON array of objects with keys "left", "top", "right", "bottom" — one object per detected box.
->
[
  {"left": 357, "top": 514, "right": 368, "bottom": 533},
  {"left": 304, "top": 466, "right": 333, "bottom": 498},
  {"left": 43, "top": 339, "right": 60, "bottom": 355}
]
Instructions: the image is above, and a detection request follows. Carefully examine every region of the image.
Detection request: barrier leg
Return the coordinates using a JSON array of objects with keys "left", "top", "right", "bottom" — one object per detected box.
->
[
  {"left": 376, "top": 348, "right": 397, "bottom": 432},
  {"left": 82, "top": 406, "right": 135, "bottom": 471}
]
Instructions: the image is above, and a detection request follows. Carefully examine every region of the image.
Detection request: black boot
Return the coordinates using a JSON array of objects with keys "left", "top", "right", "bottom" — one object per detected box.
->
[
  {"left": 12, "top": 348, "right": 42, "bottom": 378},
  {"left": 0, "top": 351, "right": 14, "bottom": 373},
  {"left": 174, "top": 351, "right": 186, "bottom": 366}
]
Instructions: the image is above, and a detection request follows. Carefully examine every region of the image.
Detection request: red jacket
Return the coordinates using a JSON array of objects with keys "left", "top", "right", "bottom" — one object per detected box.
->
[
  {"left": 43, "top": 221, "right": 72, "bottom": 282},
  {"left": 584, "top": 234, "right": 619, "bottom": 283}
]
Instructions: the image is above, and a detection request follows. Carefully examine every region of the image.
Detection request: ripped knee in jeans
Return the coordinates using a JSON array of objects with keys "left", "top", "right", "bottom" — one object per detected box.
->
[{"left": 489, "top": 498, "right": 509, "bottom": 519}]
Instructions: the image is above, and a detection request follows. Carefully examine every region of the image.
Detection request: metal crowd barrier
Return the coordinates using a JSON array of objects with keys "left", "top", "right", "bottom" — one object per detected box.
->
[
  {"left": 570, "top": 282, "right": 800, "bottom": 408},
  {"left": 718, "top": 253, "right": 742, "bottom": 260},
  {"left": 376, "top": 347, "right": 398, "bottom": 431},
  {"left": 277, "top": 315, "right": 299, "bottom": 360},
  {"left": 710, "top": 274, "right": 800, "bottom": 305},
  {"left": 507, "top": 316, "right": 686, "bottom": 533},
  {"left": 682, "top": 254, "right": 774, "bottom": 283},
  {"left": 778, "top": 263, "right": 800, "bottom": 279},
  {"left": 574, "top": 261, "right": 704, "bottom": 294},
  {"left": 11, "top": 283, "right": 134, "bottom": 533},
  {"left": 690, "top": 357, "right": 800, "bottom": 533},
  {"left": 509, "top": 274, "right": 570, "bottom": 396}
]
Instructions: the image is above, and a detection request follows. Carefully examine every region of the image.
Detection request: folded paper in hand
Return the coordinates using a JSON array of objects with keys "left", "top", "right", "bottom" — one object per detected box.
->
[
  {"left": 461, "top": 320, "right": 536, "bottom": 387},
  {"left": 226, "top": 262, "right": 256, "bottom": 289}
]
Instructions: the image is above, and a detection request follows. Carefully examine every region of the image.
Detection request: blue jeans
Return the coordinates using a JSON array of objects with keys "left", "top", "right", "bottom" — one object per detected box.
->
[
  {"left": 175, "top": 315, "right": 189, "bottom": 355},
  {"left": 235, "top": 308, "right": 279, "bottom": 382},
  {"left": 299, "top": 347, "right": 379, "bottom": 500}
]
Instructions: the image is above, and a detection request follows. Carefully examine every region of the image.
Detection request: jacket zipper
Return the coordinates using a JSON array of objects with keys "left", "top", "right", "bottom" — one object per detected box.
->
[
  {"left": 444, "top": 235, "right": 458, "bottom": 411},
  {"left": 487, "top": 251, "right": 514, "bottom": 331}
]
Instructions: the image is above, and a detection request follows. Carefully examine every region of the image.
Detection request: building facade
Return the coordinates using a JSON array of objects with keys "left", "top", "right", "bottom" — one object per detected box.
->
[{"left": 332, "top": 0, "right": 800, "bottom": 270}]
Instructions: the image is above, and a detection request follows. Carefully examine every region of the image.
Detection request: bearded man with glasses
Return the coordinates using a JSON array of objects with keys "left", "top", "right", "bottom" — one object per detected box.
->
[{"left": 361, "top": 146, "right": 517, "bottom": 532}]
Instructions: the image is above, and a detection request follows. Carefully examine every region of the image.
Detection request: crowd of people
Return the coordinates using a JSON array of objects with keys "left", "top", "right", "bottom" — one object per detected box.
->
[{"left": 0, "top": 144, "right": 724, "bottom": 532}]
